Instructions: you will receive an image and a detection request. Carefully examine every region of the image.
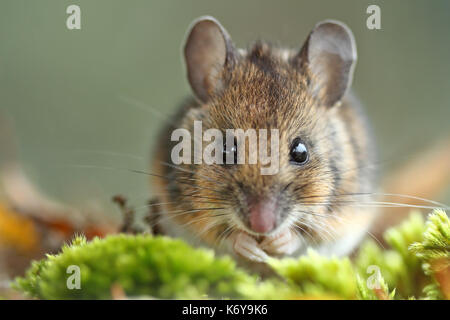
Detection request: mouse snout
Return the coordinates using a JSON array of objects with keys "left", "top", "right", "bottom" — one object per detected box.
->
[{"left": 248, "top": 198, "right": 277, "bottom": 233}]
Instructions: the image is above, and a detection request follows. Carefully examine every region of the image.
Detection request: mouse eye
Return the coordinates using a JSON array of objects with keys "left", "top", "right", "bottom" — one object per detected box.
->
[
  {"left": 223, "top": 137, "right": 238, "bottom": 165},
  {"left": 289, "top": 137, "right": 309, "bottom": 165}
]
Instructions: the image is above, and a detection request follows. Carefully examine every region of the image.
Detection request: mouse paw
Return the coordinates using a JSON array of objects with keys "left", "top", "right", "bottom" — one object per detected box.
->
[
  {"left": 233, "top": 232, "right": 269, "bottom": 263},
  {"left": 260, "top": 229, "right": 302, "bottom": 256}
]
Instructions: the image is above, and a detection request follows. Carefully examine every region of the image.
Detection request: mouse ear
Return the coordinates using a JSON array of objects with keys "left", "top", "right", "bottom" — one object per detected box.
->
[
  {"left": 184, "top": 16, "right": 237, "bottom": 103},
  {"left": 294, "top": 20, "right": 357, "bottom": 107}
]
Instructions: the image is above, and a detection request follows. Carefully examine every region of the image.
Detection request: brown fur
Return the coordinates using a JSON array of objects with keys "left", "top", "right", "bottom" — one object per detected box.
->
[{"left": 150, "top": 40, "right": 377, "bottom": 261}]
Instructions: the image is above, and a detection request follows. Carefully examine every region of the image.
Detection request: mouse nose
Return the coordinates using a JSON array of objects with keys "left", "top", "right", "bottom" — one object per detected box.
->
[{"left": 248, "top": 198, "right": 277, "bottom": 233}]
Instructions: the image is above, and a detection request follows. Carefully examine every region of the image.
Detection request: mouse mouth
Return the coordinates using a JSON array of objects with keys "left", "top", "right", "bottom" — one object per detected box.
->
[{"left": 232, "top": 217, "right": 290, "bottom": 239}]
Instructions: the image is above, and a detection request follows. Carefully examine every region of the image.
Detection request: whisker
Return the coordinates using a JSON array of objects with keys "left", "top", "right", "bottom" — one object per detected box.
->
[
  {"left": 179, "top": 213, "right": 226, "bottom": 230},
  {"left": 301, "top": 201, "right": 446, "bottom": 211},
  {"left": 297, "top": 192, "right": 449, "bottom": 209},
  {"left": 159, "top": 161, "right": 221, "bottom": 184},
  {"left": 285, "top": 213, "right": 320, "bottom": 246},
  {"left": 292, "top": 208, "right": 386, "bottom": 249},
  {"left": 143, "top": 207, "right": 227, "bottom": 229},
  {"left": 62, "top": 163, "right": 226, "bottom": 195},
  {"left": 134, "top": 200, "right": 229, "bottom": 212},
  {"left": 291, "top": 226, "right": 308, "bottom": 248},
  {"left": 217, "top": 224, "right": 235, "bottom": 248},
  {"left": 367, "top": 192, "right": 449, "bottom": 209},
  {"left": 118, "top": 95, "right": 175, "bottom": 125},
  {"left": 196, "top": 219, "right": 228, "bottom": 240},
  {"left": 295, "top": 212, "right": 336, "bottom": 243},
  {"left": 65, "top": 149, "right": 144, "bottom": 162},
  {"left": 291, "top": 221, "right": 319, "bottom": 246},
  {"left": 129, "top": 168, "right": 226, "bottom": 195}
]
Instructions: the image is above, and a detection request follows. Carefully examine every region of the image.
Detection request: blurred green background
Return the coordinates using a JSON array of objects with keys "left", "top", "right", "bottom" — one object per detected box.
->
[{"left": 1, "top": 0, "right": 449, "bottom": 217}]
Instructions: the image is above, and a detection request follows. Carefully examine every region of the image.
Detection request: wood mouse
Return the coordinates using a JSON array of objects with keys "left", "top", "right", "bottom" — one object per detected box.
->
[{"left": 150, "top": 16, "right": 378, "bottom": 269}]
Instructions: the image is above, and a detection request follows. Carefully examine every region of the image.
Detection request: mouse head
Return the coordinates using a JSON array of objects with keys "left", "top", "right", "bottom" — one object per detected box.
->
[{"left": 180, "top": 16, "right": 357, "bottom": 237}]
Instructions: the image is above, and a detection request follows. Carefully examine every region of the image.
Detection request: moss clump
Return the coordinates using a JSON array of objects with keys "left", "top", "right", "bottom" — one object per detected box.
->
[
  {"left": 267, "top": 250, "right": 356, "bottom": 299},
  {"left": 410, "top": 210, "right": 450, "bottom": 299},
  {"left": 14, "top": 210, "right": 450, "bottom": 300},
  {"left": 14, "top": 234, "right": 256, "bottom": 299},
  {"left": 355, "top": 213, "right": 426, "bottom": 299}
]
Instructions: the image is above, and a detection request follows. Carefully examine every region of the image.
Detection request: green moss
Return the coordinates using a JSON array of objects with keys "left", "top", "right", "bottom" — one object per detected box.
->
[
  {"left": 410, "top": 209, "right": 450, "bottom": 299},
  {"left": 410, "top": 210, "right": 450, "bottom": 261},
  {"left": 267, "top": 250, "right": 356, "bottom": 299},
  {"left": 14, "top": 210, "right": 450, "bottom": 300},
  {"left": 354, "top": 213, "right": 426, "bottom": 298},
  {"left": 14, "top": 234, "right": 256, "bottom": 299}
]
